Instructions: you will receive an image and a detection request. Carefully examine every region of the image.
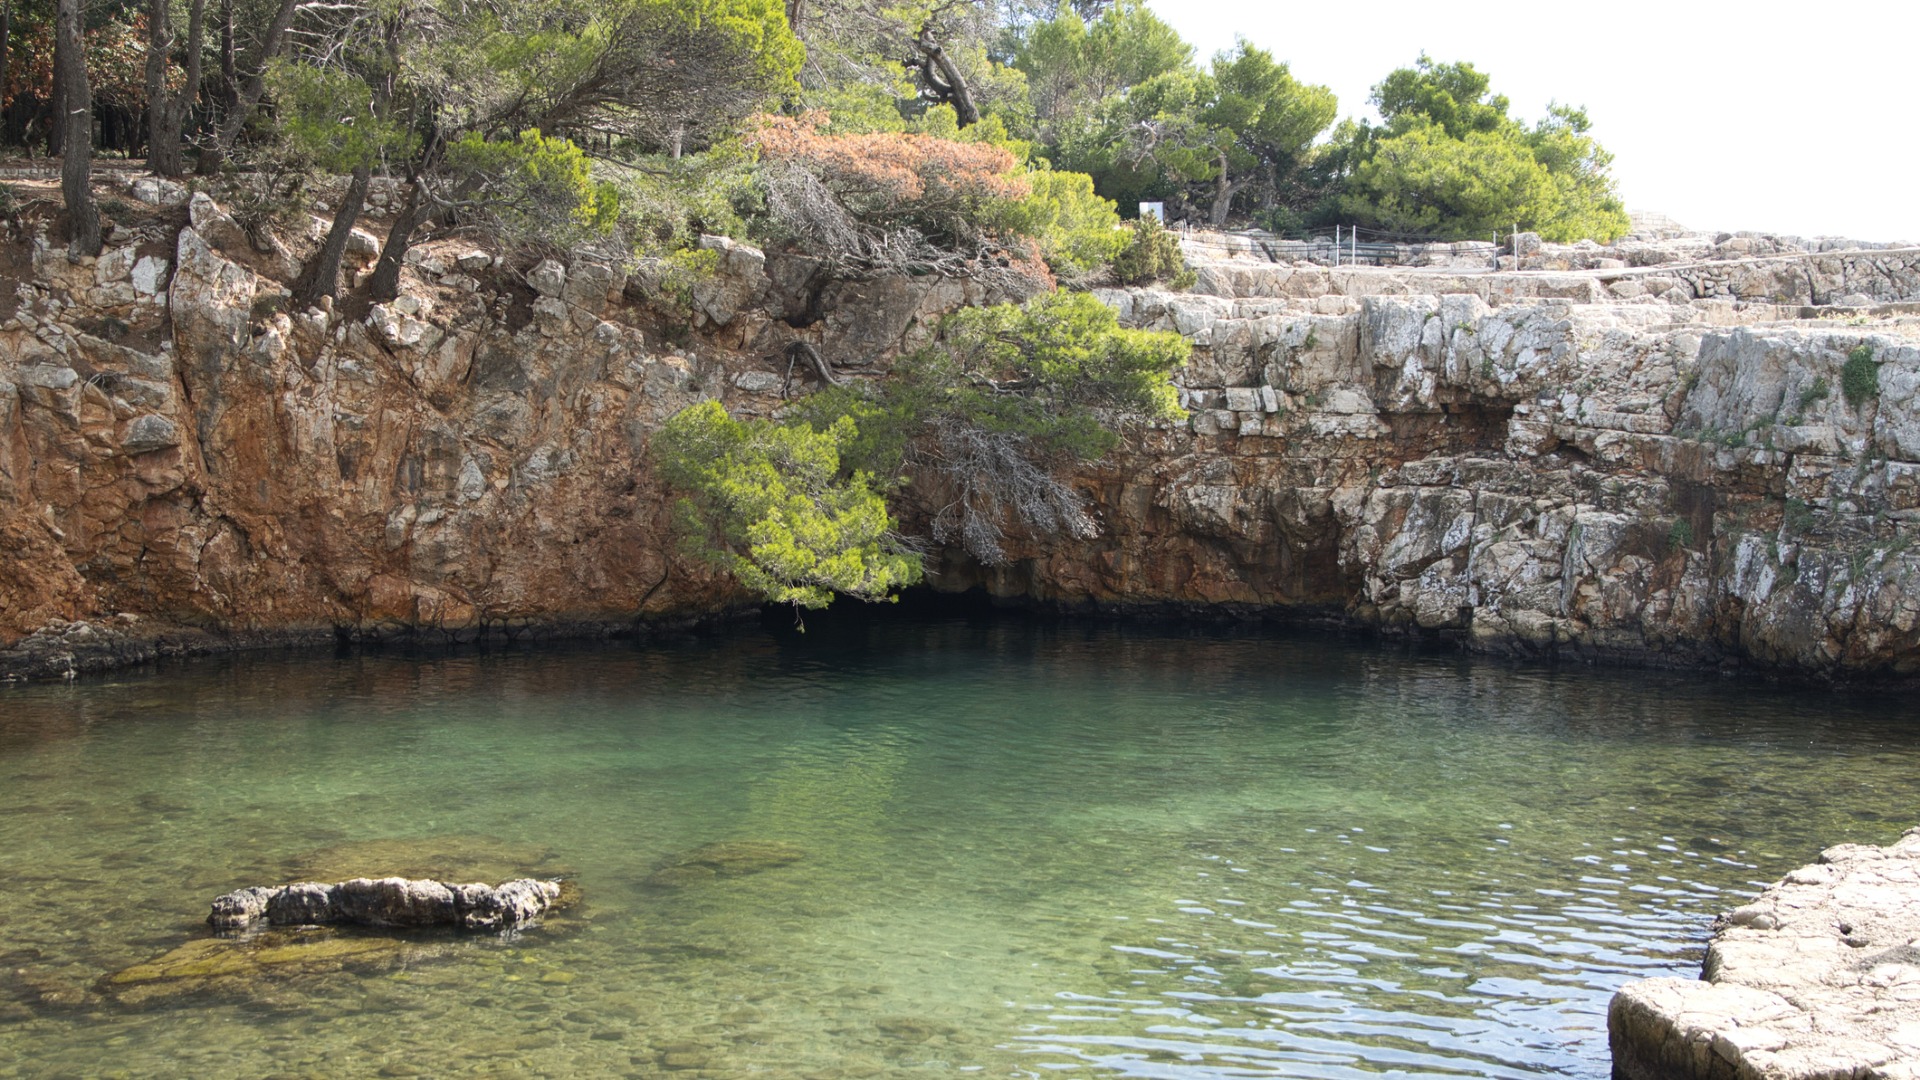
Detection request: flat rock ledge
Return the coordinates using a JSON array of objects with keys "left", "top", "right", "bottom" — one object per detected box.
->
[
  {"left": 1609, "top": 828, "right": 1920, "bottom": 1079},
  {"left": 209, "top": 876, "right": 570, "bottom": 933}
]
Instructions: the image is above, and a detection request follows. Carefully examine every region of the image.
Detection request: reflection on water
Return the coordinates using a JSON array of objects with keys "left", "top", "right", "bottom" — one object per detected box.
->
[{"left": 0, "top": 606, "right": 1914, "bottom": 1078}]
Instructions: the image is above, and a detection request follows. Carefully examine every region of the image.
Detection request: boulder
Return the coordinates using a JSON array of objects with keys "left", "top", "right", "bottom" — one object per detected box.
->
[
  {"left": 128, "top": 176, "right": 189, "bottom": 208},
  {"left": 1609, "top": 827, "right": 1920, "bottom": 1079},
  {"left": 120, "top": 414, "right": 181, "bottom": 454},
  {"left": 207, "top": 876, "right": 572, "bottom": 931},
  {"left": 528, "top": 258, "right": 567, "bottom": 298}
]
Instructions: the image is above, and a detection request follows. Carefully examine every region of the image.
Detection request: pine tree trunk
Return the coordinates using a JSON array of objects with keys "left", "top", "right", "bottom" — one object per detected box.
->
[
  {"left": 56, "top": 0, "right": 98, "bottom": 256},
  {"left": 0, "top": 0, "right": 13, "bottom": 150},
  {"left": 144, "top": 0, "right": 175, "bottom": 173},
  {"left": 291, "top": 165, "right": 370, "bottom": 310},
  {"left": 369, "top": 180, "right": 425, "bottom": 302},
  {"left": 1209, "top": 149, "right": 1235, "bottom": 227}
]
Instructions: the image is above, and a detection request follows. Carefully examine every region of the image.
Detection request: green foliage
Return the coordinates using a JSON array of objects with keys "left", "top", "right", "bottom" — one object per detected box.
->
[
  {"left": 1110, "top": 215, "right": 1196, "bottom": 288},
  {"left": 1843, "top": 345, "right": 1880, "bottom": 408},
  {"left": 611, "top": 144, "right": 761, "bottom": 255},
  {"left": 457, "top": 0, "right": 803, "bottom": 154},
  {"left": 1798, "top": 376, "right": 1832, "bottom": 413},
  {"left": 639, "top": 248, "right": 723, "bottom": 312},
  {"left": 267, "top": 62, "right": 417, "bottom": 172},
  {"left": 795, "top": 292, "right": 1189, "bottom": 472},
  {"left": 1052, "top": 66, "right": 1218, "bottom": 208},
  {"left": 1330, "top": 56, "right": 1628, "bottom": 242},
  {"left": 1335, "top": 122, "right": 1558, "bottom": 239},
  {"left": 1042, "top": 38, "right": 1336, "bottom": 224},
  {"left": 929, "top": 290, "right": 1188, "bottom": 446},
  {"left": 1371, "top": 56, "right": 1510, "bottom": 138},
  {"left": 1002, "top": 165, "right": 1127, "bottom": 276},
  {"left": 446, "top": 130, "right": 622, "bottom": 248},
  {"left": 1015, "top": 0, "right": 1193, "bottom": 126},
  {"left": 1667, "top": 517, "right": 1695, "bottom": 550},
  {"left": 1199, "top": 43, "right": 1337, "bottom": 211},
  {"left": 787, "top": 292, "right": 1188, "bottom": 567},
  {"left": 653, "top": 400, "right": 922, "bottom": 609}
]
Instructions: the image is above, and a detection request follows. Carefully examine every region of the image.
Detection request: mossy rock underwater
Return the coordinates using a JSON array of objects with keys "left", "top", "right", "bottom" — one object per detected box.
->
[
  {"left": 101, "top": 927, "right": 449, "bottom": 1004},
  {"left": 643, "top": 841, "right": 806, "bottom": 888}
]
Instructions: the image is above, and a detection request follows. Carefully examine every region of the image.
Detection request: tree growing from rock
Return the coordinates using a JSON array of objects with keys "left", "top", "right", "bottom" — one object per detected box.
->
[
  {"left": 143, "top": 0, "right": 204, "bottom": 177},
  {"left": 54, "top": 0, "right": 97, "bottom": 256},
  {"left": 351, "top": 0, "right": 801, "bottom": 300},
  {"left": 653, "top": 399, "right": 923, "bottom": 611}
]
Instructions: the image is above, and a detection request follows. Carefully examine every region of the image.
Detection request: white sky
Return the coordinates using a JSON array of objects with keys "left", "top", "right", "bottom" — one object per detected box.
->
[{"left": 1143, "top": 0, "right": 1919, "bottom": 242}]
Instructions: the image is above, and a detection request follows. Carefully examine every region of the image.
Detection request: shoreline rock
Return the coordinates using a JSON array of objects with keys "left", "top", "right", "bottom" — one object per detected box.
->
[
  {"left": 1608, "top": 827, "right": 1920, "bottom": 1078},
  {"left": 0, "top": 608, "right": 756, "bottom": 683}
]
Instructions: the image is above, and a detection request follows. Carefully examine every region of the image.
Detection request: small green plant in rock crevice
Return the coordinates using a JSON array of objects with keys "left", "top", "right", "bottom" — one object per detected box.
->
[
  {"left": 1111, "top": 215, "right": 1197, "bottom": 289},
  {"left": 1798, "top": 376, "right": 1831, "bottom": 414},
  {"left": 1842, "top": 344, "right": 1879, "bottom": 409}
]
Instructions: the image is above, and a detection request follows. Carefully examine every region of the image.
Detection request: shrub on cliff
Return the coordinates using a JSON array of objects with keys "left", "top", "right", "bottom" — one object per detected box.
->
[
  {"left": 659, "top": 293, "right": 1188, "bottom": 605},
  {"left": 652, "top": 401, "right": 922, "bottom": 611},
  {"left": 1110, "top": 215, "right": 1197, "bottom": 289},
  {"left": 791, "top": 291, "right": 1189, "bottom": 566},
  {"left": 749, "top": 111, "right": 1048, "bottom": 286},
  {"left": 1843, "top": 345, "right": 1880, "bottom": 408}
]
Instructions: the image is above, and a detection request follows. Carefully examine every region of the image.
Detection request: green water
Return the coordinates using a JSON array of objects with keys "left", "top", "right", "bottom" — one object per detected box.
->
[{"left": 1, "top": 607, "right": 1915, "bottom": 1079}]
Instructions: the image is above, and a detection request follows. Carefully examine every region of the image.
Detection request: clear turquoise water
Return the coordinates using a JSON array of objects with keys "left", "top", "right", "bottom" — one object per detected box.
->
[{"left": 0, "top": 606, "right": 1915, "bottom": 1079}]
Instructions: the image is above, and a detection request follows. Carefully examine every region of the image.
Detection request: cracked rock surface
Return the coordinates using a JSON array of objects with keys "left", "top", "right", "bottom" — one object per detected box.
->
[{"left": 1609, "top": 827, "right": 1920, "bottom": 1079}]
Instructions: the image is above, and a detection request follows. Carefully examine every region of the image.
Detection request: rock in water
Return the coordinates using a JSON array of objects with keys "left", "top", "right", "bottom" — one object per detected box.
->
[
  {"left": 208, "top": 877, "right": 570, "bottom": 931},
  {"left": 643, "top": 841, "right": 805, "bottom": 888},
  {"left": 1609, "top": 827, "right": 1920, "bottom": 1079},
  {"left": 103, "top": 926, "right": 446, "bottom": 1004}
]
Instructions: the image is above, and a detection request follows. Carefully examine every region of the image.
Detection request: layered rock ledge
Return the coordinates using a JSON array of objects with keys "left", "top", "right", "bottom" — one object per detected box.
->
[{"left": 1609, "top": 828, "right": 1920, "bottom": 1079}]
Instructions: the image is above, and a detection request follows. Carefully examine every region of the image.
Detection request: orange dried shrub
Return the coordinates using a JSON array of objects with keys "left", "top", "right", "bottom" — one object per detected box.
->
[{"left": 748, "top": 111, "right": 1030, "bottom": 252}]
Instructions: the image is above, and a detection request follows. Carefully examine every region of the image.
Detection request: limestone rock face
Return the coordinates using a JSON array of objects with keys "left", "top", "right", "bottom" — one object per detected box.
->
[
  {"left": 0, "top": 197, "right": 759, "bottom": 670},
  {"left": 3, "top": 196, "right": 1920, "bottom": 679},
  {"left": 1609, "top": 829, "right": 1920, "bottom": 1079},
  {"left": 944, "top": 253, "right": 1920, "bottom": 678}
]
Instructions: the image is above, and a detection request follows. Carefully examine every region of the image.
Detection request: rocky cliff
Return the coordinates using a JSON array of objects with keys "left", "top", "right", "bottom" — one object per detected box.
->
[{"left": 2, "top": 181, "right": 1917, "bottom": 679}]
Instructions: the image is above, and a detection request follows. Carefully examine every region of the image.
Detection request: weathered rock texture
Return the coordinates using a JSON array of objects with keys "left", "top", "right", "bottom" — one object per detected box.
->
[
  {"left": 935, "top": 238, "right": 1920, "bottom": 679},
  {"left": 2, "top": 184, "right": 1918, "bottom": 679},
  {"left": 1609, "top": 828, "right": 1920, "bottom": 1079},
  {"left": 208, "top": 876, "right": 571, "bottom": 931}
]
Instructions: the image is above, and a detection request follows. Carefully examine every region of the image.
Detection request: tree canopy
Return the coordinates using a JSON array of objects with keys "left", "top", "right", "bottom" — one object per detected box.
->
[{"left": 1328, "top": 55, "right": 1628, "bottom": 242}]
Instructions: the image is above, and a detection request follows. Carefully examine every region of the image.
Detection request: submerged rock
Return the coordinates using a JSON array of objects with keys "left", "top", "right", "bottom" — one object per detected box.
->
[
  {"left": 1609, "top": 827, "right": 1920, "bottom": 1079},
  {"left": 208, "top": 876, "right": 575, "bottom": 931},
  {"left": 103, "top": 926, "right": 449, "bottom": 1004},
  {"left": 643, "top": 841, "right": 805, "bottom": 888}
]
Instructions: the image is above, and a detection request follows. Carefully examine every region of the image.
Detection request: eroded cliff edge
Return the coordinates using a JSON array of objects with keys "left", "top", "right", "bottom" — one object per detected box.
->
[{"left": 2, "top": 181, "right": 1917, "bottom": 679}]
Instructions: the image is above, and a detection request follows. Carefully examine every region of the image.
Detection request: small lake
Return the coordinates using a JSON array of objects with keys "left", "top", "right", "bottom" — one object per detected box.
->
[{"left": 1, "top": 603, "right": 1914, "bottom": 1078}]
